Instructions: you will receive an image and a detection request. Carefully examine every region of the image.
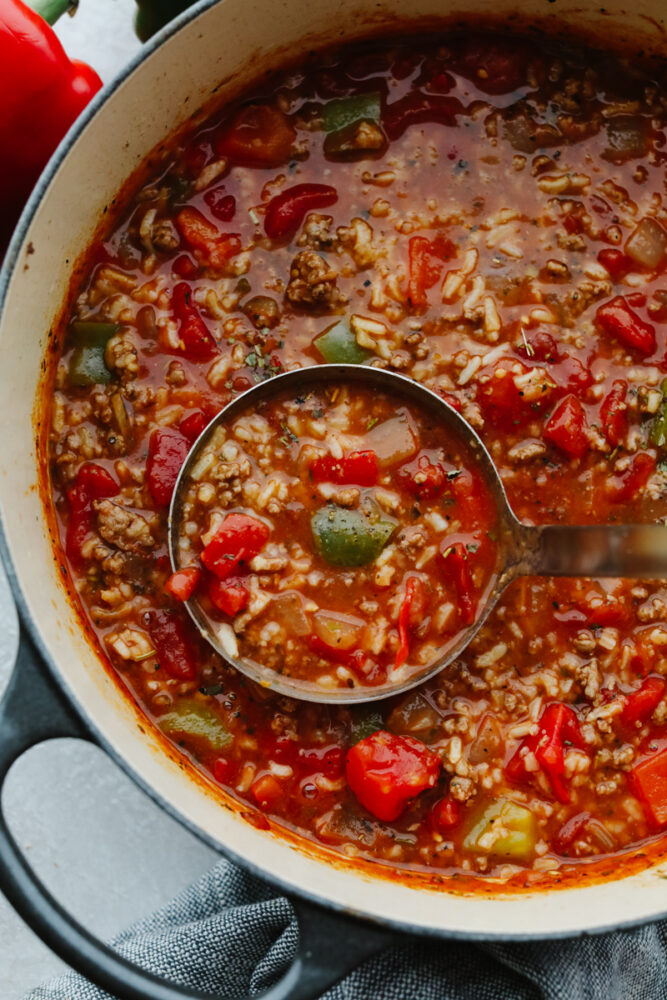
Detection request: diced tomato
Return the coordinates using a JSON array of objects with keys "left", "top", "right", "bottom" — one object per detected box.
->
[
  {"left": 631, "top": 747, "right": 667, "bottom": 826},
  {"left": 146, "top": 426, "right": 190, "bottom": 507},
  {"left": 264, "top": 183, "right": 338, "bottom": 240},
  {"left": 595, "top": 295, "right": 657, "bottom": 355},
  {"left": 622, "top": 676, "right": 666, "bottom": 727},
  {"left": 449, "top": 467, "right": 493, "bottom": 530},
  {"left": 214, "top": 104, "right": 296, "bottom": 167},
  {"left": 454, "top": 35, "right": 529, "bottom": 94},
  {"left": 383, "top": 93, "right": 461, "bottom": 141},
  {"left": 251, "top": 773, "right": 285, "bottom": 810},
  {"left": 396, "top": 453, "right": 447, "bottom": 499},
  {"left": 600, "top": 379, "right": 629, "bottom": 446},
  {"left": 204, "top": 187, "right": 236, "bottom": 222},
  {"left": 515, "top": 329, "right": 561, "bottom": 363},
  {"left": 556, "top": 355, "right": 593, "bottom": 396},
  {"left": 407, "top": 233, "right": 455, "bottom": 308},
  {"left": 598, "top": 248, "right": 633, "bottom": 282},
  {"left": 212, "top": 757, "right": 233, "bottom": 784},
  {"left": 209, "top": 576, "right": 249, "bottom": 616},
  {"left": 345, "top": 730, "right": 441, "bottom": 821},
  {"left": 175, "top": 207, "right": 241, "bottom": 271},
  {"left": 554, "top": 811, "right": 591, "bottom": 854},
  {"left": 171, "top": 282, "right": 218, "bottom": 361},
  {"left": 310, "top": 449, "right": 378, "bottom": 486},
  {"left": 576, "top": 589, "right": 630, "bottom": 628},
  {"left": 395, "top": 576, "right": 427, "bottom": 669},
  {"left": 476, "top": 358, "right": 554, "bottom": 429},
  {"left": 65, "top": 462, "right": 119, "bottom": 569},
  {"left": 544, "top": 394, "right": 589, "bottom": 459},
  {"left": 201, "top": 512, "right": 270, "bottom": 579},
  {"left": 165, "top": 567, "right": 201, "bottom": 601},
  {"left": 429, "top": 796, "right": 463, "bottom": 832},
  {"left": 179, "top": 410, "right": 210, "bottom": 443},
  {"left": 144, "top": 609, "right": 198, "bottom": 681},
  {"left": 437, "top": 389, "right": 463, "bottom": 412},
  {"left": 438, "top": 540, "right": 476, "bottom": 626},
  {"left": 606, "top": 451, "right": 656, "bottom": 503},
  {"left": 171, "top": 254, "right": 198, "bottom": 278},
  {"left": 507, "top": 703, "right": 586, "bottom": 804},
  {"left": 297, "top": 745, "right": 345, "bottom": 779}
]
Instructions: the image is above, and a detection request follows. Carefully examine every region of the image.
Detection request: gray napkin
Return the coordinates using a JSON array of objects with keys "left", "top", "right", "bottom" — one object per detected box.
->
[{"left": 25, "top": 856, "right": 666, "bottom": 1000}]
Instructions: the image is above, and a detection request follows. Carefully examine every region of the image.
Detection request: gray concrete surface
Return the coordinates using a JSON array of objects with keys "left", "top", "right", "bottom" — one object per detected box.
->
[{"left": 0, "top": 3, "right": 219, "bottom": 997}]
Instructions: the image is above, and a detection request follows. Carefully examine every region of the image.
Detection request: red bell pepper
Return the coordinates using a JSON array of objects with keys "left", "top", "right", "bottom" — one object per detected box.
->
[
  {"left": 310, "top": 449, "right": 378, "bottom": 487},
  {"left": 477, "top": 358, "right": 555, "bottom": 429},
  {"left": 209, "top": 576, "right": 249, "bottom": 616},
  {"left": 621, "top": 676, "right": 666, "bottom": 727},
  {"left": 179, "top": 410, "right": 210, "bottom": 443},
  {"left": 170, "top": 282, "right": 219, "bottom": 362},
  {"left": 144, "top": 609, "right": 198, "bottom": 681},
  {"left": 175, "top": 207, "right": 241, "bottom": 272},
  {"left": 438, "top": 541, "right": 476, "bottom": 626},
  {"left": 597, "top": 248, "right": 633, "bottom": 282},
  {"left": 397, "top": 453, "right": 447, "bottom": 500},
  {"left": 345, "top": 730, "right": 440, "bottom": 821},
  {"left": 507, "top": 703, "right": 587, "bottom": 804},
  {"left": 631, "top": 747, "right": 667, "bottom": 826},
  {"left": 596, "top": 296, "right": 657, "bottom": 355},
  {"left": 556, "top": 354, "right": 593, "bottom": 396},
  {"left": 544, "top": 394, "right": 589, "bottom": 459},
  {"left": 146, "top": 426, "right": 190, "bottom": 507},
  {"left": 515, "top": 329, "right": 561, "bottom": 363},
  {"left": 264, "top": 183, "right": 338, "bottom": 240},
  {"left": 429, "top": 796, "right": 463, "bottom": 832},
  {"left": 203, "top": 187, "right": 236, "bottom": 222},
  {"left": 214, "top": 104, "right": 296, "bottom": 168},
  {"left": 164, "top": 566, "right": 201, "bottom": 602},
  {"left": 65, "top": 462, "right": 119, "bottom": 569},
  {"left": 600, "top": 379, "right": 629, "bottom": 447},
  {"left": 407, "top": 233, "right": 455, "bottom": 308},
  {"left": 395, "top": 576, "right": 426, "bottom": 669},
  {"left": 201, "top": 512, "right": 270, "bottom": 579},
  {"left": 0, "top": 0, "right": 102, "bottom": 251},
  {"left": 606, "top": 451, "right": 655, "bottom": 503}
]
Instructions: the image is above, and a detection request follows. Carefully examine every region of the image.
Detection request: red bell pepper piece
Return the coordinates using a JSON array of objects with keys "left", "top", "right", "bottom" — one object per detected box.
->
[
  {"left": 631, "top": 747, "right": 667, "bottom": 826},
  {"left": 606, "top": 451, "right": 656, "bottom": 503},
  {"left": 165, "top": 567, "right": 200, "bottom": 602},
  {"left": 204, "top": 187, "right": 236, "bottom": 222},
  {"left": 556, "top": 355, "right": 593, "bottom": 396},
  {"left": 438, "top": 541, "right": 476, "bottom": 626},
  {"left": 209, "top": 576, "right": 249, "bottom": 616},
  {"left": 145, "top": 609, "right": 198, "bottom": 681},
  {"left": 407, "top": 233, "right": 455, "bottom": 308},
  {"left": 429, "top": 796, "right": 463, "bottom": 833},
  {"left": 264, "top": 183, "right": 338, "bottom": 240},
  {"left": 0, "top": 0, "right": 102, "bottom": 251},
  {"left": 345, "top": 730, "right": 441, "bottom": 822},
  {"left": 477, "top": 358, "right": 555, "bottom": 429},
  {"left": 214, "top": 104, "right": 296, "bottom": 168},
  {"left": 397, "top": 453, "right": 447, "bottom": 500},
  {"left": 172, "top": 254, "right": 199, "bottom": 278},
  {"left": 544, "top": 394, "right": 589, "bottom": 459},
  {"left": 175, "top": 207, "right": 241, "bottom": 271},
  {"left": 179, "top": 410, "right": 210, "bottom": 443},
  {"left": 171, "top": 282, "right": 218, "bottom": 362},
  {"left": 146, "top": 426, "right": 190, "bottom": 507},
  {"left": 65, "top": 462, "right": 119, "bottom": 569},
  {"left": 516, "top": 329, "right": 561, "bottom": 363},
  {"left": 201, "top": 512, "right": 270, "bottom": 579},
  {"left": 212, "top": 757, "right": 233, "bottom": 784},
  {"left": 597, "top": 248, "right": 633, "bottom": 282},
  {"left": 395, "top": 576, "right": 427, "bottom": 669},
  {"left": 507, "top": 703, "right": 586, "bottom": 804},
  {"left": 310, "top": 449, "right": 378, "bottom": 487},
  {"left": 596, "top": 296, "right": 657, "bottom": 355},
  {"left": 383, "top": 92, "right": 460, "bottom": 140},
  {"left": 600, "top": 379, "right": 629, "bottom": 446},
  {"left": 622, "top": 676, "right": 666, "bottom": 727}
]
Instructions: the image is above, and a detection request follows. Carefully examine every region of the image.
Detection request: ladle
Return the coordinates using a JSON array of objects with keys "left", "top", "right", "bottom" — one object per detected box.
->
[{"left": 169, "top": 364, "right": 667, "bottom": 703}]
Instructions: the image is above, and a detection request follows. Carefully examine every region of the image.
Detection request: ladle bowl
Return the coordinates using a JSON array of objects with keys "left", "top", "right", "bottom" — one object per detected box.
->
[{"left": 169, "top": 364, "right": 667, "bottom": 703}]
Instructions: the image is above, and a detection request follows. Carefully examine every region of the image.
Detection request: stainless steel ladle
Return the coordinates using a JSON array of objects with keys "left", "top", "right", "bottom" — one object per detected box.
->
[{"left": 169, "top": 364, "right": 667, "bottom": 704}]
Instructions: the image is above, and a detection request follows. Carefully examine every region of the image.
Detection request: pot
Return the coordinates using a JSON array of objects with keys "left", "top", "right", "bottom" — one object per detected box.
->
[{"left": 1, "top": 1, "right": 666, "bottom": 997}]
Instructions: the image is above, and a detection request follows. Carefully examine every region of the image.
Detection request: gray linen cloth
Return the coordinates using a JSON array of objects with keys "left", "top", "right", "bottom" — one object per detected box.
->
[{"left": 25, "top": 857, "right": 666, "bottom": 1000}]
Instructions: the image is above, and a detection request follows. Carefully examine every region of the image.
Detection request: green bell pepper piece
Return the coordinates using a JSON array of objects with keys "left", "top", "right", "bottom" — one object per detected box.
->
[
  {"left": 322, "top": 92, "right": 382, "bottom": 133},
  {"left": 159, "top": 698, "right": 232, "bottom": 751},
  {"left": 313, "top": 320, "right": 371, "bottom": 365},
  {"left": 350, "top": 707, "right": 384, "bottom": 743},
  {"left": 311, "top": 500, "right": 396, "bottom": 567},
  {"left": 67, "top": 321, "right": 119, "bottom": 388},
  {"left": 650, "top": 379, "right": 667, "bottom": 447},
  {"left": 463, "top": 798, "right": 537, "bottom": 861}
]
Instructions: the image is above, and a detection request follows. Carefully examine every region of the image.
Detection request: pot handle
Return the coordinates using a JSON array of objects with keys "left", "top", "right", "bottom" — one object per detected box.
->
[{"left": 0, "top": 622, "right": 394, "bottom": 1000}]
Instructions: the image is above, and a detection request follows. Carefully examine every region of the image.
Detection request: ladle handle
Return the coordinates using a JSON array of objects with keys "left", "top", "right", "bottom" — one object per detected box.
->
[{"left": 517, "top": 522, "right": 667, "bottom": 579}]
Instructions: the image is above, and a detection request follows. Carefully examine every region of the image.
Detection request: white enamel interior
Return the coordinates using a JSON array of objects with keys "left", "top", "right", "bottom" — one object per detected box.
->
[{"left": 2, "top": 0, "right": 667, "bottom": 939}]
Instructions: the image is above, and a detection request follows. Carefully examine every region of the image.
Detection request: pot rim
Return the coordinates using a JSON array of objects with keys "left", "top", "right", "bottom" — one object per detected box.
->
[{"left": 2, "top": 0, "right": 667, "bottom": 941}]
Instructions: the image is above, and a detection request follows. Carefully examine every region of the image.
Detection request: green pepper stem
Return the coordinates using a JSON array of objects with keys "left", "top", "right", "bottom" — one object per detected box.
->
[{"left": 27, "top": 0, "right": 78, "bottom": 27}]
